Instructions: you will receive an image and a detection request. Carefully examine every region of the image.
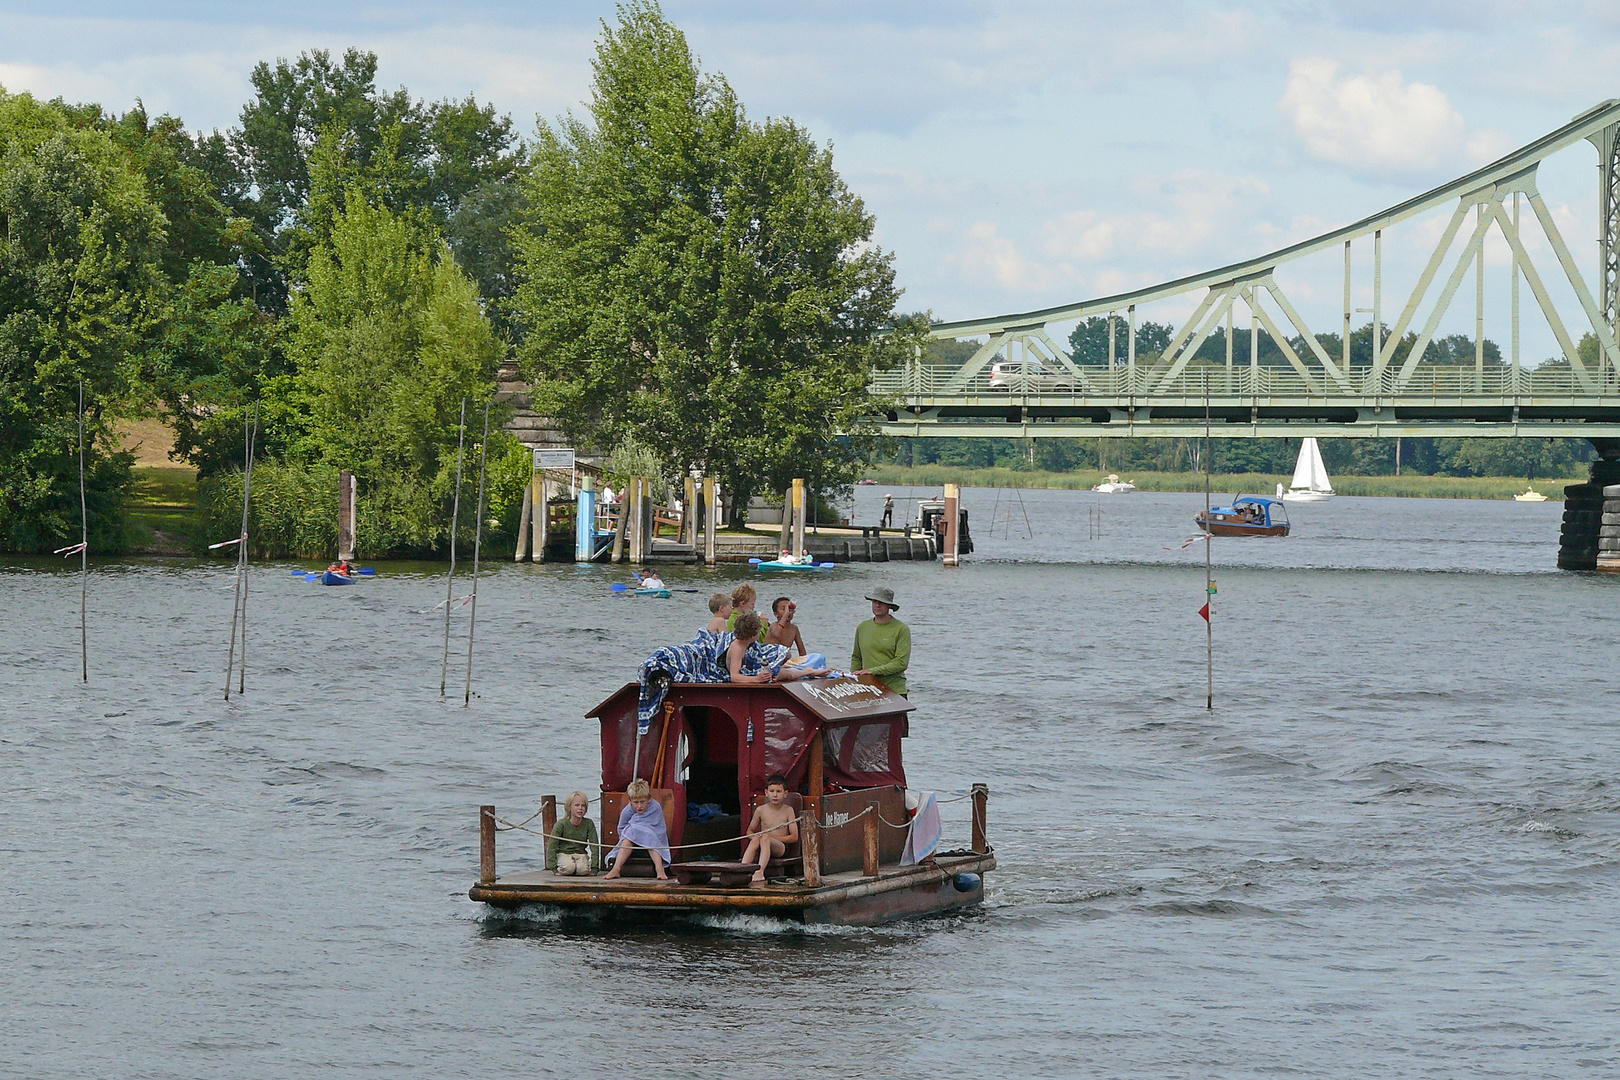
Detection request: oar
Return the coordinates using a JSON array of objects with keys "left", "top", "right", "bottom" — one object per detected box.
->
[
  {"left": 290, "top": 568, "right": 307, "bottom": 576},
  {"left": 747, "top": 557, "right": 763, "bottom": 565},
  {"left": 304, "top": 573, "right": 319, "bottom": 581},
  {"left": 357, "top": 567, "right": 375, "bottom": 576},
  {"left": 817, "top": 562, "right": 836, "bottom": 569},
  {"left": 610, "top": 583, "right": 631, "bottom": 592}
]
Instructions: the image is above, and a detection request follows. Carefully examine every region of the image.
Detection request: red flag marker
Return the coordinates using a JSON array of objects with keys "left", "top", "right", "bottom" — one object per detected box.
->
[{"left": 1197, "top": 602, "right": 1210, "bottom": 622}]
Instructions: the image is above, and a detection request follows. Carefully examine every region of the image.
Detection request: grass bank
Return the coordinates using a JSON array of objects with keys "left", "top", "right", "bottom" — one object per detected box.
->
[
  {"left": 128, "top": 466, "right": 201, "bottom": 554},
  {"left": 863, "top": 464, "right": 1583, "bottom": 501}
]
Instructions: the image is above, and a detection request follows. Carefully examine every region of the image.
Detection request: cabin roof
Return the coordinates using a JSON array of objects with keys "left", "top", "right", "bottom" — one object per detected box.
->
[
  {"left": 1231, "top": 495, "right": 1280, "bottom": 506},
  {"left": 586, "top": 679, "right": 914, "bottom": 723}
]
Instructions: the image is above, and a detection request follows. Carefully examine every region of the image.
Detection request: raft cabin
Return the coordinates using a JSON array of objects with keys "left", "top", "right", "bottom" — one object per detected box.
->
[
  {"left": 470, "top": 678, "right": 994, "bottom": 926},
  {"left": 1196, "top": 495, "right": 1290, "bottom": 537}
]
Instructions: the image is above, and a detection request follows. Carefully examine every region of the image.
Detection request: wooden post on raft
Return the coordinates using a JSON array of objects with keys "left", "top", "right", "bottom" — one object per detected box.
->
[
  {"left": 535, "top": 476, "right": 550, "bottom": 562},
  {"left": 971, "top": 783, "right": 989, "bottom": 854},
  {"left": 514, "top": 481, "right": 533, "bottom": 561},
  {"left": 863, "top": 811, "right": 879, "bottom": 877},
  {"left": 338, "top": 469, "right": 357, "bottom": 562},
  {"left": 801, "top": 811, "right": 821, "bottom": 887},
  {"left": 480, "top": 805, "right": 497, "bottom": 884},
  {"left": 541, "top": 795, "right": 557, "bottom": 839},
  {"left": 703, "top": 478, "right": 717, "bottom": 565},
  {"left": 791, "top": 478, "right": 806, "bottom": 556},
  {"left": 943, "top": 482, "right": 961, "bottom": 568}
]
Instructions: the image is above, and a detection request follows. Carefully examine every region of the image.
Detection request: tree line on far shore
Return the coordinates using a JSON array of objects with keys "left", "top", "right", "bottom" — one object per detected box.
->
[{"left": 0, "top": 1, "right": 915, "bottom": 556}]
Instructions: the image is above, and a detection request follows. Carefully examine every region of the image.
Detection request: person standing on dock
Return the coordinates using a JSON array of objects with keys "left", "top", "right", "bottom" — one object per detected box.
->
[
  {"left": 881, "top": 494, "right": 894, "bottom": 529},
  {"left": 852, "top": 587, "right": 909, "bottom": 696}
]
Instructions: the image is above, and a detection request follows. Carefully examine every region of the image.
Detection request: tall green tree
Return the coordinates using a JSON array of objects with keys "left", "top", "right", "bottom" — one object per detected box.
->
[
  {"left": 282, "top": 191, "right": 505, "bottom": 554},
  {"left": 510, "top": 1, "right": 917, "bottom": 520},
  {"left": 0, "top": 88, "right": 168, "bottom": 552}
]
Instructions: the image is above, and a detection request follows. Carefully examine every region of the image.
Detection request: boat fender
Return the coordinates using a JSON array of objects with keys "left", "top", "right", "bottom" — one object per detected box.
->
[{"left": 952, "top": 872, "right": 981, "bottom": 893}]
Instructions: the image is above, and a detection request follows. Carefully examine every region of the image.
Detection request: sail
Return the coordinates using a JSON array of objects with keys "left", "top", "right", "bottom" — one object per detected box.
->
[
  {"left": 1307, "top": 438, "right": 1333, "bottom": 493},
  {"left": 1289, "top": 438, "right": 1334, "bottom": 494}
]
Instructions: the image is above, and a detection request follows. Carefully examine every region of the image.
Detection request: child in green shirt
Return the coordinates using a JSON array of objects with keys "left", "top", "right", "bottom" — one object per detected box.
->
[{"left": 547, "top": 791, "right": 600, "bottom": 875}]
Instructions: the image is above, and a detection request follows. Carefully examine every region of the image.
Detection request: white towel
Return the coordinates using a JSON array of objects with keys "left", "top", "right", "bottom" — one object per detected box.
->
[{"left": 901, "top": 790, "right": 941, "bottom": 864}]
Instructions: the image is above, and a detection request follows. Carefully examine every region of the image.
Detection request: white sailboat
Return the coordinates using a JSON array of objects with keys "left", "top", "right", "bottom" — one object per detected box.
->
[{"left": 1278, "top": 438, "right": 1335, "bottom": 502}]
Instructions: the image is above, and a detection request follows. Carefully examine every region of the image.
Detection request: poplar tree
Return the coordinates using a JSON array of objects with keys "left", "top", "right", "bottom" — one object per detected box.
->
[{"left": 509, "top": 1, "right": 918, "bottom": 520}]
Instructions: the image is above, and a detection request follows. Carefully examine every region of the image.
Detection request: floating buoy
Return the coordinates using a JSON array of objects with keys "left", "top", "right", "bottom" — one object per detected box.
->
[{"left": 953, "top": 872, "right": 981, "bottom": 892}]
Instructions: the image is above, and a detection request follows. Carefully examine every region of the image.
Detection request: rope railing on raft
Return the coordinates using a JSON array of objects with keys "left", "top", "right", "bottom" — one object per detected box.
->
[{"left": 480, "top": 784, "right": 991, "bottom": 887}]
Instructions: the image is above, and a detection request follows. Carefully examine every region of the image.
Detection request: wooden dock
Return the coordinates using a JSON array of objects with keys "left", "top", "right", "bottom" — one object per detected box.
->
[{"left": 470, "top": 850, "right": 995, "bottom": 926}]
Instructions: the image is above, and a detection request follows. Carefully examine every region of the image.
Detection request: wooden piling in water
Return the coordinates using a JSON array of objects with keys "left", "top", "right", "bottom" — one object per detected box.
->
[
  {"left": 338, "top": 470, "right": 356, "bottom": 562},
  {"left": 943, "top": 483, "right": 961, "bottom": 568},
  {"left": 535, "top": 476, "right": 550, "bottom": 562},
  {"left": 480, "top": 805, "right": 497, "bottom": 884},
  {"left": 703, "top": 478, "right": 717, "bottom": 565},
  {"left": 513, "top": 482, "right": 533, "bottom": 561},
  {"left": 971, "top": 783, "right": 988, "bottom": 854},
  {"left": 792, "top": 478, "right": 807, "bottom": 555}
]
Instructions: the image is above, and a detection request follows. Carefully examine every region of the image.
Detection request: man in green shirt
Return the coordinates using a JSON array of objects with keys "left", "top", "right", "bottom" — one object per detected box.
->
[{"left": 852, "top": 586, "right": 910, "bottom": 695}]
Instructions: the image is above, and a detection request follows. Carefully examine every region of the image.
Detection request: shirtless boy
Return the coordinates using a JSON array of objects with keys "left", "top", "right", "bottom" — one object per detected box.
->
[
  {"left": 765, "top": 597, "right": 806, "bottom": 656},
  {"left": 704, "top": 592, "right": 732, "bottom": 634},
  {"left": 741, "top": 774, "right": 800, "bottom": 884}
]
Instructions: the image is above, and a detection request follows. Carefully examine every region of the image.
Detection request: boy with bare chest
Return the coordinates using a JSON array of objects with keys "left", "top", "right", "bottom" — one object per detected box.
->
[{"left": 741, "top": 774, "right": 799, "bottom": 884}]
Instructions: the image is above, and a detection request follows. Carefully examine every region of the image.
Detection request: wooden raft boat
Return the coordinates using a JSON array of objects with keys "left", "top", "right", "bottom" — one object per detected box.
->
[
  {"left": 1196, "top": 495, "right": 1290, "bottom": 537},
  {"left": 469, "top": 679, "right": 994, "bottom": 926}
]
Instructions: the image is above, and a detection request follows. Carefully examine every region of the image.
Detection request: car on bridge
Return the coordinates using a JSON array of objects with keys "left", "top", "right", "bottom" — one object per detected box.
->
[{"left": 987, "top": 358, "right": 1077, "bottom": 392}]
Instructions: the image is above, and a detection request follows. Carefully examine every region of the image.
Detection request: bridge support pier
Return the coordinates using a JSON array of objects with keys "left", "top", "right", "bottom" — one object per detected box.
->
[{"left": 1558, "top": 439, "right": 1620, "bottom": 570}]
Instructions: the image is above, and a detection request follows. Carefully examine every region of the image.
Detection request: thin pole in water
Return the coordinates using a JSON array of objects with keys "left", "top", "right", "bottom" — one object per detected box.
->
[
  {"left": 78, "top": 381, "right": 88, "bottom": 683},
  {"left": 463, "top": 398, "right": 491, "bottom": 707},
  {"left": 225, "top": 405, "right": 251, "bottom": 700},
  {"left": 440, "top": 396, "right": 467, "bottom": 697},
  {"left": 1204, "top": 374, "right": 1213, "bottom": 711},
  {"left": 237, "top": 402, "right": 259, "bottom": 695}
]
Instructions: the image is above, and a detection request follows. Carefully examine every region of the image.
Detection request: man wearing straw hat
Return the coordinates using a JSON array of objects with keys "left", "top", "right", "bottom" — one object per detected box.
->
[{"left": 852, "top": 586, "right": 909, "bottom": 696}]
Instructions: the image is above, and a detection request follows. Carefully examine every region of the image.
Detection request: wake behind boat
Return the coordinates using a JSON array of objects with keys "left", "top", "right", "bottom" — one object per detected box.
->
[{"left": 1279, "top": 438, "right": 1335, "bottom": 502}]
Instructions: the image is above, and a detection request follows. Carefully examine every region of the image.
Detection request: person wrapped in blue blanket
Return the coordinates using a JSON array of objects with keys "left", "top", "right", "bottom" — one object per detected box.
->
[{"left": 636, "top": 614, "right": 830, "bottom": 734}]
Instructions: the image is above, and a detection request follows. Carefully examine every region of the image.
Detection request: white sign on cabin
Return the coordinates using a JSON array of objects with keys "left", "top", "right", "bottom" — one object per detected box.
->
[{"left": 533, "top": 448, "right": 576, "bottom": 471}]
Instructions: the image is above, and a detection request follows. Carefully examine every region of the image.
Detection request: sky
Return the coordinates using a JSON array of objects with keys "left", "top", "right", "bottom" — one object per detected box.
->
[{"left": 4, "top": 1, "right": 1620, "bottom": 360}]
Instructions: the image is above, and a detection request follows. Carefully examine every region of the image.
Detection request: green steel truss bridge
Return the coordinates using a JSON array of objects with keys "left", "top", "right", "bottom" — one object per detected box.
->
[{"left": 874, "top": 100, "right": 1620, "bottom": 445}]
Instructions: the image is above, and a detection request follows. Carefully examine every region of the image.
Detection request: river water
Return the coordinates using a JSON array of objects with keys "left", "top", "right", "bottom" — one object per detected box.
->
[{"left": 4, "top": 488, "right": 1617, "bottom": 1077}]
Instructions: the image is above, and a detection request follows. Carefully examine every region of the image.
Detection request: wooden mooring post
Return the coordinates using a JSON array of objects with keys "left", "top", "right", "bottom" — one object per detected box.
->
[
  {"left": 480, "top": 805, "right": 497, "bottom": 884},
  {"left": 792, "top": 477, "right": 806, "bottom": 554},
  {"left": 338, "top": 469, "right": 357, "bottom": 562},
  {"left": 513, "top": 480, "right": 533, "bottom": 561},
  {"left": 703, "top": 478, "right": 717, "bottom": 565},
  {"left": 943, "top": 482, "right": 961, "bottom": 568},
  {"left": 683, "top": 476, "right": 697, "bottom": 546},
  {"left": 534, "top": 476, "right": 549, "bottom": 561},
  {"left": 541, "top": 795, "right": 557, "bottom": 839},
  {"left": 971, "top": 783, "right": 988, "bottom": 853}
]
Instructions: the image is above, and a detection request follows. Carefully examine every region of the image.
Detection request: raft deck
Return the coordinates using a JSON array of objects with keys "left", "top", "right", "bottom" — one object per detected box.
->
[{"left": 470, "top": 850, "right": 995, "bottom": 926}]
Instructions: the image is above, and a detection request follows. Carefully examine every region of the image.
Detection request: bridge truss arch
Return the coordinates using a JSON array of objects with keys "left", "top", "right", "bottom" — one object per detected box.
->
[{"left": 877, "top": 100, "right": 1620, "bottom": 441}]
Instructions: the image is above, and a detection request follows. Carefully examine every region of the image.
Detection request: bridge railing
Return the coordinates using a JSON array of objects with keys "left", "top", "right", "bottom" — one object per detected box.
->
[{"left": 870, "top": 364, "right": 1619, "bottom": 400}]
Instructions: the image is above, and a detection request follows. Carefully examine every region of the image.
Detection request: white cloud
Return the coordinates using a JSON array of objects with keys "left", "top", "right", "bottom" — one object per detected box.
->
[{"left": 1279, "top": 58, "right": 1507, "bottom": 181}]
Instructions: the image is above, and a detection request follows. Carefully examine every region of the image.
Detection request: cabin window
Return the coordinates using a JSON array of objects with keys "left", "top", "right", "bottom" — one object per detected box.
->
[
  {"left": 823, "top": 726, "right": 846, "bottom": 768},
  {"left": 762, "top": 706, "right": 811, "bottom": 780},
  {"left": 850, "top": 722, "right": 891, "bottom": 774}
]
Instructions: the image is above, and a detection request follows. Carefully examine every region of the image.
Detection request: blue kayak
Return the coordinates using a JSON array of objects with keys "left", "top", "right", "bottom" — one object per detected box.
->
[
  {"left": 753, "top": 559, "right": 834, "bottom": 572},
  {"left": 634, "top": 587, "right": 671, "bottom": 597},
  {"left": 321, "top": 570, "right": 354, "bottom": 586}
]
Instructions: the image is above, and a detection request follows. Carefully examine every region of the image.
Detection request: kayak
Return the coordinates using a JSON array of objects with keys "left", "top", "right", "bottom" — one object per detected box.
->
[
  {"left": 752, "top": 559, "right": 835, "bottom": 572},
  {"left": 634, "top": 587, "right": 671, "bottom": 597},
  {"left": 321, "top": 570, "right": 354, "bottom": 586}
]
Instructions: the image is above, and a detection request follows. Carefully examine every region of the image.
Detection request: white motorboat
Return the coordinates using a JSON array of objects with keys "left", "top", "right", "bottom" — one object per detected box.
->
[
  {"left": 1513, "top": 488, "right": 1549, "bottom": 502},
  {"left": 1092, "top": 474, "right": 1136, "bottom": 494},
  {"left": 1279, "top": 438, "right": 1335, "bottom": 502}
]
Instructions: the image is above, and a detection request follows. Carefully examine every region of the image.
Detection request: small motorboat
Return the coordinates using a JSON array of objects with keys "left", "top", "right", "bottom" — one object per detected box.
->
[
  {"left": 856, "top": 478, "right": 878, "bottom": 485},
  {"left": 1092, "top": 474, "right": 1136, "bottom": 494},
  {"left": 1514, "top": 488, "right": 1549, "bottom": 502},
  {"left": 1196, "top": 495, "right": 1290, "bottom": 537},
  {"left": 321, "top": 569, "right": 354, "bottom": 586}
]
